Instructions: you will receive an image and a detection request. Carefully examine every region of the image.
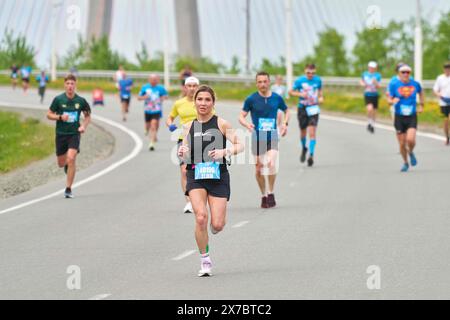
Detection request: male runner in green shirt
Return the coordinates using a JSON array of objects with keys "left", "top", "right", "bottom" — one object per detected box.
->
[{"left": 47, "top": 74, "right": 91, "bottom": 198}]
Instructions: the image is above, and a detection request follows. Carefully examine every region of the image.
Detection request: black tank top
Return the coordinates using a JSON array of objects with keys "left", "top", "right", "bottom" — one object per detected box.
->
[{"left": 187, "top": 115, "right": 228, "bottom": 172}]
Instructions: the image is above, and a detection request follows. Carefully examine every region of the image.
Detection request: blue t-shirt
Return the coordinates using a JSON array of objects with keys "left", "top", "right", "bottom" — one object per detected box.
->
[
  {"left": 389, "top": 80, "right": 422, "bottom": 116},
  {"left": 362, "top": 71, "right": 381, "bottom": 97},
  {"left": 387, "top": 75, "right": 414, "bottom": 95},
  {"left": 139, "top": 84, "right": 168, "bottom": 114},
  {"left": 292, "top": 75, "right": 322, "bottom": 108},
  {"left": 21, "top": 66, "right": 32, "bottom": 79},
  {"left": 119, "top": 78, "right": 133, "bottom": 99},
  {"left": 243, "top": 92, "right": 287, "bottom": 140},
  {"left": 36, "top": 75, "right": 49, "bottom": 87}
]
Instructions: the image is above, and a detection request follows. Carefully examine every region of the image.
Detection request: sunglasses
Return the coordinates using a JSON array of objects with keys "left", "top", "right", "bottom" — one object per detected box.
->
[
  {"left": 306, "top": 71, "right": 316, "bottom": 75},
  {"left": 401, "top": 71, "right": 411, "bottom": 74}
]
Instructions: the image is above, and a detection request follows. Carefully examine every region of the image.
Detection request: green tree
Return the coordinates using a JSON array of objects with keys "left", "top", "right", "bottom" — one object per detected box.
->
[
  {"left": 300, "top": 27, "right": 349, "bottom": 76},
  {"left": 0, "top": 29, "right": 35, "bottom": 68},
  {"left": 60, "top": 35, "right": 134, "bottom": 70},
  {"left": 60, "top": 35, "right": 87, "bottom": 69},
  {"left": 352, "top": 27, "right": 390, "bottom": 76},
  {"left": 225, "top": 56, "right": 241, "bottom": 74},
  {"left": 423, "top": 11, "right": 450, "bottom": 79},
  {"left": 136, "top": 43, "right": 164, "bottom": 71},
  {"left": 175, "top": 56, "right": 224, "bottom": 74},
  {"left": 257, "top": 57, "right": 286, "bottom": 75}
]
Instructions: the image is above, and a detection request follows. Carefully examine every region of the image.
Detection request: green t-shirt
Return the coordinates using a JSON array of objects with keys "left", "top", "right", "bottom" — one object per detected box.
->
[{"left": 49, "top": 93, "right": 91, "bottom": 135}]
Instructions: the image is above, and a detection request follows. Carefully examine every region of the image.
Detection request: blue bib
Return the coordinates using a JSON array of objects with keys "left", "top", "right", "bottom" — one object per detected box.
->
[
  {"left": 306, "top": 105, "right": 320, "bottom": 116},
  {"left": 195, "top": 162, "right": 221, "bottom": 180},
  {"left": 258, "top": 118, "right": 276, "bottom": 131},
  {"left": 63, "top": 111, "right": 79, "bottom": 123},
  {"left": 399, "top": 104, "right": 414, "bottom": 116}
]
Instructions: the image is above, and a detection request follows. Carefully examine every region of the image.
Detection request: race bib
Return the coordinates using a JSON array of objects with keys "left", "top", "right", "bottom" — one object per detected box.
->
[
  {"left": 121, "top": 94, "right": 130, "bottom": 99},
  {"left": 258, "top": 118, "right": 276, "bottom": 131},
  {"left": 306, "top": 105, "right": 320, "bottom": 116},
  {"left": 63, "top": 111, "right": 79, "bottom": 123},
  {"left": 399, "top": 105, "right": 414, "bottom": 116},
  {"left": 195, "top": 162, "right": 220, "bottom": 180}
]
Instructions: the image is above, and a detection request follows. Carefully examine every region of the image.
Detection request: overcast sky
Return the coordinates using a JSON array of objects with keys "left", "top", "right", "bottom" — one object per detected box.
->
[{"left": 0, "top": 0, "right": 449, "bottom": 70}]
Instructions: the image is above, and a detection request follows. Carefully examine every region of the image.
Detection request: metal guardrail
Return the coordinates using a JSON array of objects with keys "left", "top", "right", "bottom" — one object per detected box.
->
[{"left": 0, "top": 70, "right": 436, "bottom": 89}]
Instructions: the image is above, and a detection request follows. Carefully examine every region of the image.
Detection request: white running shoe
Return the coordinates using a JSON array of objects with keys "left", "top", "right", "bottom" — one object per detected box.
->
[
  {"left": 198, "top": 259, "right": 212, "bottom": 277},
  {"left": 183, "top": 202, "right": 194, "bottom": 214}
]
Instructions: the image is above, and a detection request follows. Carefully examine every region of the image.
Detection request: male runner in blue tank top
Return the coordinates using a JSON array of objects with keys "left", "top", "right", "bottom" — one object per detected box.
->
[{"left": 239, "top": 72, "right": 290, "bottom": 209}]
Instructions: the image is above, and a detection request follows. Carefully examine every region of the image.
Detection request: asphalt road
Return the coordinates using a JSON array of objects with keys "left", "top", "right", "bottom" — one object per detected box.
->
[{"left": 0, "top": 86, "right": 449, "bottom": 300}]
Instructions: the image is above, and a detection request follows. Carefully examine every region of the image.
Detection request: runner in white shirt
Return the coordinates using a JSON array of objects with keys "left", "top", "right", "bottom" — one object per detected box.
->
[
  {"left": 433, "top": 62, "right": 450, "bottom": 145},
  {"left": 114, "top": 65, "right": 125, "bottom": 89}
]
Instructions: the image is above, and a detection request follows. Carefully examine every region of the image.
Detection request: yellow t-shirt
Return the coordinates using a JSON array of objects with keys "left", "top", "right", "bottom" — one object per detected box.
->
[
  {"left": 169, "top": 97, "right": 197, "bottom": 140},
  {"left": 169, "top": 97, "right": 197, "bottom": 125}
]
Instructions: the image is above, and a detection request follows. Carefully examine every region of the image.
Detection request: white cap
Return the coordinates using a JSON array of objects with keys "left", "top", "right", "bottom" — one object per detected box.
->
[
  {"left": 184, "top": 76, "right": 200, "bottom": 85},
  {"left": 398, "top": 64, "right": 412, "bottom": 72},
  {"left": 368, "top": 61, "right": 378, "bottom": 69}
]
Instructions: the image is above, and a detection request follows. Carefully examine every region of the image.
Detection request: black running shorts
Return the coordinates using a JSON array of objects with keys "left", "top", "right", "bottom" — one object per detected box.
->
[
  {"left": 440, "top": 106, "right": 450, "bottom": 117},
  {"left": 56, "top": 134, "right": 80, "bottom": 156},
  {"left": 185, "top": 170, "right": 230, "bottom": 201},
  {"left": 145, "top": 113, "right": 161, "bottom": 122},
  {"left": 297, "top": 108, "right": 319, "bottom": 130},
  {"left": 394, "top": 114, "right": 418, "bottom": 134},
  {"left": 364, "top": 95, "right": 379, "bottom": 109}
]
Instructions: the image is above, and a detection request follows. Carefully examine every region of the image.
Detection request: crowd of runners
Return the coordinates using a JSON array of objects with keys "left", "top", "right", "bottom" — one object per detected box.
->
[{"left": 6, "top": 59, "right": 450, "bottom": 277}]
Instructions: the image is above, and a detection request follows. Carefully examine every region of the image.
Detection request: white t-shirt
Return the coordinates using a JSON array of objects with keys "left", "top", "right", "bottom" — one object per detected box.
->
[{"left": 433, "top": 74, "right": 450, "bottom": 106}]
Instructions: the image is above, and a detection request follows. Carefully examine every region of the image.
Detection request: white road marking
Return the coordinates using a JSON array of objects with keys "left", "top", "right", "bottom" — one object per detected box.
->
[
  {"left": 0, "top": 104, "right": 143, "bottom": 216},
  {"left": 172, "top": 250, "right": 197, "bottom": 261},
  {"left": 89, "top": 293, "right": 112, "bottom": 300},
  {"left": 232, "top": 221, "right": 250, "bottom": 228}
]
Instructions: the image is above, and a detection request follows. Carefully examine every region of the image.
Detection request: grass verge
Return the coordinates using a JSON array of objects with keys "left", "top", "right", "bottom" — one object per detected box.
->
[{"left": 0, "top": 110, "right": 54, "bottom": 173}]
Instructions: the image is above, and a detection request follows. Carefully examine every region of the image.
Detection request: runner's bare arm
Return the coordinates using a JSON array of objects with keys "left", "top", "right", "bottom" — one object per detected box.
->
[
  {"left": 418, "top": 91, "right": 425, "bottom": 113},
  {"left": 47, "top": 110, "right": 68, "bottom": 122},
  {"left": 79, "top": 110, "right": 91, "bottom": 133},
  {"left": 318, "top": 89, "right": 324, "bottom": 104},
  {"left": 178, "top": 121, "right": 193, "bottom": 159},
  {"left": 239, "top": 110, "right": 254, "bottom": 131},
  {"left": 219, "top": 118, "right": 244, "bottom": 157}
]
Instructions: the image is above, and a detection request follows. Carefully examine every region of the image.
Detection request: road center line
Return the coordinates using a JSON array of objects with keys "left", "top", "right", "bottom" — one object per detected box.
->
[
  {"left": 232, "top": 221, "right": 250, "bottom": 228},
  {"left": 172, "top": 250, "right": 197, "bottom": 261}
]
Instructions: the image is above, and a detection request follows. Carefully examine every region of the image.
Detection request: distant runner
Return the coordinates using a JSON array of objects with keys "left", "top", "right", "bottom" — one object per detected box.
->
[
  {"left": 138, "top": 74, "right": 168, "bottom": 151},
  {"left": 118, "top": 72, "right": 134, "bottom": 122},
  {"left": 10, "top": 64, "right": 19, "bottom": 90},
  {"left": 36, "top": 70, "right": 49, "bottom": 104},
  {"left": 360, "top": 61, "right": 382, "bottom": 133}
]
